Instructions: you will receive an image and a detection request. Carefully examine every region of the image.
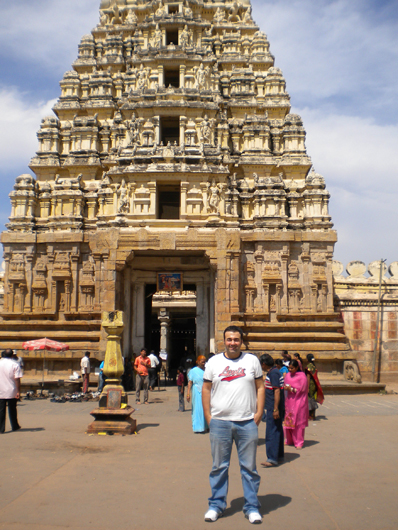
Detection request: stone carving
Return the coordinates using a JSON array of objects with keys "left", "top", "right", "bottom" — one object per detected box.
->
[
  {"left": 368, "top": 260, "right": 387, "bottom": 279},
  {"left": 346, "top": 261, "right": 367, "bottom": 279},
  {"left": 155, "top": 0, "right": 166, "bottom": 18},
  {"left": 80, "top": 260, "right": 95, "bottom": 311},
  {"left": 207, "top": 180, "right": 222, "bottom": 214},
  {"left": 214, "top": 7, "right": 226, "bottom": 24},
  {"left": 199, "top": 115, "right": 213, "bottom": 143},
  {"left": 332, "top": 260, "right": 344, "bottom": 278},
  {"left": 344, "top": 361, "right": 362, "bottom": 383},
  {"left": 117, "top": 180, "right": 130, "bottom": 214},
  {"left": 389, "top": 262, "right": 398, "bottom": 279},
  {"left": 152, "top": 24, "right": 163, "bottom": 48},
  {"left": 137, "top": 64, "right": 149, "bottom": 90},
  {"left": 180, "top": 25, "right": 191, "bottom": 48},
  {"left": 126, "top": 9, "right": 137, "bottom": 25},
  {"left": 194, "top": 63, "right": 209, "bottom": 90}
]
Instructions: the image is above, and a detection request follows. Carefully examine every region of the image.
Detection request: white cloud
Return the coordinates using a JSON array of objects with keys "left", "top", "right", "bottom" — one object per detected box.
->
[
  {"left": 252, "top": 0, "right": 398, "bottom": 120},
  {"left": 0, "top": 0, "right": 99, "bottom": 70},
  {"left": 0, "top": 87, "right": 56, "bottom": 171}
]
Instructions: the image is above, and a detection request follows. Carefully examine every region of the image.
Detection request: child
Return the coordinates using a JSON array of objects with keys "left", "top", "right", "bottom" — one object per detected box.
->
[{"left": 176, "top": 366, "right": 185, "bottom": 412}]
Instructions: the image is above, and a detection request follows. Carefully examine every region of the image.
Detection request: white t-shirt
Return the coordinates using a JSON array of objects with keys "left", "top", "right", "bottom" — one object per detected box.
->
[
  {"left": 203, "top": 351, "right": 263, "bottom": 421},
  {"left": 81, "top": 356, "right": 90, "bottom": 375},
  {"left": 148, "top": 354, "right": 159, "bottom": 369},
  {"left": 0, "top": 358, "right": 23, "bottom": 399}
]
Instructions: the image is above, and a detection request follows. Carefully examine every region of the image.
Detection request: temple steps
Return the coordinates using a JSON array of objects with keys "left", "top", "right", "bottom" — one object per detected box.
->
[{"left": 232, "top": 312, "right": 350, "bottom": 355}]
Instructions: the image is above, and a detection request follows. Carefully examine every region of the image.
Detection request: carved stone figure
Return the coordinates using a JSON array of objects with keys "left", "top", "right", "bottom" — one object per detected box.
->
[
  {"left": 208, "top": 180, "right": 222, "bottom": 214},
  {"left": 152, "top": 24, "right": 163, "bottom": 48},
  {"left": 195, "top": 63, "right": 208, "bottom": 90},
  {"left": 126, "top": 9, "right": 138, "bottom": 25},
  {"left": 180, "top": 25, "right": 190, "bottom": 47},
  {"left": 214, "top": 7, "right": 226, "bottom": 24},
  {"left": 117, "top": 180, "right": 129, "bottom": 214},
  {"left": 200, "top": 115, "right": 212, "bottom": 143}
]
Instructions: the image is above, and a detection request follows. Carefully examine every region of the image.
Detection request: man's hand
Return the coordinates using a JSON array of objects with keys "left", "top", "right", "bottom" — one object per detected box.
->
[{"left": 254, "top": 411, "right": 262, "bottom": 426}]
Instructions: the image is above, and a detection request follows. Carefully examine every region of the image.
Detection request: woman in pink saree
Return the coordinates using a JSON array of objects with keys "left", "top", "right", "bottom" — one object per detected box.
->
[{"left": 283, "top": 360, "right": 308, "bottom": 449}]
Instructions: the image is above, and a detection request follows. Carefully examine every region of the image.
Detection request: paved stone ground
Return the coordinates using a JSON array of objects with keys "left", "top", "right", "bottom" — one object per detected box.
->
[{"left": 0, "top": 389, "right": 397, "bottom": 530}]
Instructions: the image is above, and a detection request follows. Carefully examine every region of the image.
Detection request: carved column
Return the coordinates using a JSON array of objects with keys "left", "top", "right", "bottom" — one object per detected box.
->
[
  {"left": 71, "top": 252, "right": 79, "bottom": 313},
  {"left": 132, "top": 281, "right": 145, "bottom": 353},
  {"left": 158, "top": 307, "right": 170, "bottom": 358},
  {"left": 280, "top": 250, "right": 289, "bottom": 314},
  {"left": 122, "top": 266, "right": 131, "bottom": 357},
  {"left": 93, "top": 253, "right": 102, "bottom": 311},
  {"left": 3, "top": 253, "right": 11, "bottom": 312},
  {"left": 25, "top": 253, "right": 34, "bottom": 313}
]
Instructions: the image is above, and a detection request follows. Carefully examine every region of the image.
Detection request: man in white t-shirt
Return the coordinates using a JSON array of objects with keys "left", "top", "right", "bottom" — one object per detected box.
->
[
  {"left": 202, "top": 326, "right": 265, "bottom": 524},
  {"left": 80, "top": 351, "right": 91, "bottom": 394},
  {"left": 0, "top": 348, "right": 23, "bottom": 433},
  {"left": 148, "top": 350, "right": 159, "bottom": 391}
]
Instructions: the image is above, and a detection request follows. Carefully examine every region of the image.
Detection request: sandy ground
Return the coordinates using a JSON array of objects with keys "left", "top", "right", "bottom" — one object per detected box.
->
[{"left": 0, "top": 389, "right": 397, "bottom": 530}]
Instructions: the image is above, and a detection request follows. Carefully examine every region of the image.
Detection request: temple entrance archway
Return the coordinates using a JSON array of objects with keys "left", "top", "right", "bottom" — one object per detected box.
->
[{"left": 122, "top": 251, "right": 214, "bottom": 363}]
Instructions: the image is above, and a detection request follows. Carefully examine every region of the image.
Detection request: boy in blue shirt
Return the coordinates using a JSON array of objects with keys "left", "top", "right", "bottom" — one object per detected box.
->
[{"left": 260, "top": 354, "right": 285, "bottom": 467}]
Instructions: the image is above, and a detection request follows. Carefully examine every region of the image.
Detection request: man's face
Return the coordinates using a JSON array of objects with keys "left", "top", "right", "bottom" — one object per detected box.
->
[
  {"left": 224, "top": 331, "right": 242, "bottom": 357},
  {"left": 261, "top": 363, "right": 270, "bottom": 373},
  {"left": 141, "top": 349, "right": 147, "bottom": 357}
]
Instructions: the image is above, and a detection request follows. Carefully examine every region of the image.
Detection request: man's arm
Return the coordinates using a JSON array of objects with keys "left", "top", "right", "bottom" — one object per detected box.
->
[
  {"left": 15, "top": 378, "right": 21, "bottom": 400},
  {"left": 273, "top": 388, "right": 280, "bottom": 419},
  {"left": 254, "top": 377, "right": 265, "bottom": 425},
  {"left": 202, "top": 381, "right": 212, "bottom": 425}
]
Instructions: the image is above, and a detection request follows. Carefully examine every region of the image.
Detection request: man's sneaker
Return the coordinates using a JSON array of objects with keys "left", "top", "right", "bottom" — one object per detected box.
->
[
  {"left": 204, "top": 509, "right": 221, "bottom": 522},
  {"left": 246, "top": 512, "right": 262, "bottom": 524}
]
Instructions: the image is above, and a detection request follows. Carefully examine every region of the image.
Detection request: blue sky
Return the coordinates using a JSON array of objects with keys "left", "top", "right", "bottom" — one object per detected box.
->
[{"left": 0, "top": 0, "right": 397, "bottom": 273}]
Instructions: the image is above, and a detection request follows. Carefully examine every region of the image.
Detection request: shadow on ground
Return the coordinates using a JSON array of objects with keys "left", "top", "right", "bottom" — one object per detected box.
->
[
  {"left": 223, "top": 493, "right": 292, "bottom": 517},
  {"left": 136, "top": 423, "right": 160, "bottom": 432}
]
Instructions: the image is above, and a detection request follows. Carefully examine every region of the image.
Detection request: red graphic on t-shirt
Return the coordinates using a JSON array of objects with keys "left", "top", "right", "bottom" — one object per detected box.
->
[{"left": 219, "top": 366, "right": 246, "bottom": 382}]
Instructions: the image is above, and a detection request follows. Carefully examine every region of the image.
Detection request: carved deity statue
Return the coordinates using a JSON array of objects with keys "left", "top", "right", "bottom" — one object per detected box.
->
[
  {"left": 117, "top": 180, "right": 129, "bottom": 214},
  {"left": 152, "top": 24, "right": 163, "bottom": 48},
  {"left": 137, "top": 64, "right": 149, "bottom": 90},
  {"left": 200, "top": 115, "right": 212, "bottom": 143},
  {"left": 208, "top": 179, "right": 222, "bottom": 214},
  {"left": 127, "top": 113, "right": 140, "bottom": 145},
  {"left": 126, "top": 9, "right": 138, "bottom": 25},
  {"left": 214, "top": 7, "right": 226, "bottom": 24},
  {"left": 243, "top": 7, "right": 254, "bottom": 24},
  {"left": 180, "top": 25, "right": 191, "bottom": 47},
  {"left": 195, "top": 63, "right": 208, "bottom": 90},
  {"left": 155, "top": 0, "right": 166, "bottom": 17}
]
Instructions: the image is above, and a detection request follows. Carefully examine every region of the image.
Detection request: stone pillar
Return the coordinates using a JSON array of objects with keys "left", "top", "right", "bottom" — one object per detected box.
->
[
  {"left": 93, "top": 253, "right": 102, "bottom": 311},
  {"left": 25, "top": 253, "right": 34, "bottom": 313},
  {"left": 158, "top": 307, "right": 170, "bottom": 360},
  {"left": 209, "top": 265, "right": 216, "bottom": 353},
  {"left": 132, "top": 282, "right": 145, "bottom": 353},
  {"left": 196, "top": 280, "right": 209, "bottom": 356},
  {"left": 71, "top": 252, "right": 79, "bottom": 313},
  {"left": 158, "top": 64, "right": 164, "bottom": 87},
  {"left": 180, "top": 64, "right": 186, "bottom": 88},
  {"left": 123, "top": 266, "right": 131, "bottom": 357}
]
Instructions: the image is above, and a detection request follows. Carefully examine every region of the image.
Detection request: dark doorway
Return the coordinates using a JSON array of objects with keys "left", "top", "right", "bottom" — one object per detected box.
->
[
  {"left": 164, "top": 68, "right": 180, "bottom": 88},
  {"left": 160, "top": 116, "right": 180, "bottom": 145},
  {"left": 166, "top": 29, "right": 179, "bottom": 45},
  {"left": 158, "top": 184, "right": 180, "bottom": 219}
]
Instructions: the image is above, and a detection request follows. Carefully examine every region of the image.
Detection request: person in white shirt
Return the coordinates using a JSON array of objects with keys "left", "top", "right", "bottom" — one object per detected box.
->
[
  {"left": 202, "top": 326, "right": 265, "bottom": 524},
  {"left": 0, "top": 348, "right": 22, "bottom": 433},
  {"left": 80, "top": 351, "right": 91, "bottom": 394},
  {"left": 148, "top": 350, "right": 160, "bottom": 391}
]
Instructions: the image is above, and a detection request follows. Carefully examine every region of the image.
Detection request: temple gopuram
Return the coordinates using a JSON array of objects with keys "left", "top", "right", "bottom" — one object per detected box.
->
[{"left": 1, "top": 0, "right": 357, "bottom": 380}]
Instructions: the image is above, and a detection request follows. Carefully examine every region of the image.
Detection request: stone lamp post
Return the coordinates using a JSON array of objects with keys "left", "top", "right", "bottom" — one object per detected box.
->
[{"left": 87, "top": 310, "right": 136, "bottom": 435}]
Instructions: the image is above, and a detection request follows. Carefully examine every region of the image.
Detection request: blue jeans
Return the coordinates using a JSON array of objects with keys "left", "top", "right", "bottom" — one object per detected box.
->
[
  {"left": 209, "top": 418, "right": 261, "bottom": 515},
  {"left": 265, "top": 410, "right": 284, "bottom": 464}
]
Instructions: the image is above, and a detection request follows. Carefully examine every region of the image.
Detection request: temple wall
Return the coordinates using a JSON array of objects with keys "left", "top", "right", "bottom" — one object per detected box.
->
[{"left": 333, "top": 260, "right": 398, "bottom": 383}]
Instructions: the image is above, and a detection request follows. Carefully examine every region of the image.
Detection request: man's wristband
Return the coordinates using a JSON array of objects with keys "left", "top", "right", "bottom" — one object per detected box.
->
[{"left": 273, "top": 409, "right": 278, "bottom": 412}]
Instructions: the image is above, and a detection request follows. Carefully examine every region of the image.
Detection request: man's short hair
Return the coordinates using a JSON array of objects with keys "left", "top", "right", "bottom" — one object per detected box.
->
[
  {"left": 275, "top": 359, "right": 283, "bottom": 368},
  {"left": 259, "top": 353, "right": 274, "bottom": 367},
  {"left": 2, "top": 349, "right": 13, "bottom": 358},
  {"left": 141, "top": 347, "right": 148, "bottom": 354},
  {"left": 223, "top": 325, "right": 243, "bottom": 340},
  {"left": 84, "top": 351, "right": 90, "bottom": 357}
]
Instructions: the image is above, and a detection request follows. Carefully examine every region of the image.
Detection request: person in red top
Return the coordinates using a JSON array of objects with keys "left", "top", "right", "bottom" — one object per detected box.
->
[
  {"left": 134, "top": 348, "right": 151, "bottom": 405},
  {"left": 176, "top": 366, "right": 185, "bottom": 412}
]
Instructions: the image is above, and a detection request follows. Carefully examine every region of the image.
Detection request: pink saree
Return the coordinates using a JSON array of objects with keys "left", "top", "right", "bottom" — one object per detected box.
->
[{"left": 283, "top": 371, "right": 309, "bottom": 448}]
